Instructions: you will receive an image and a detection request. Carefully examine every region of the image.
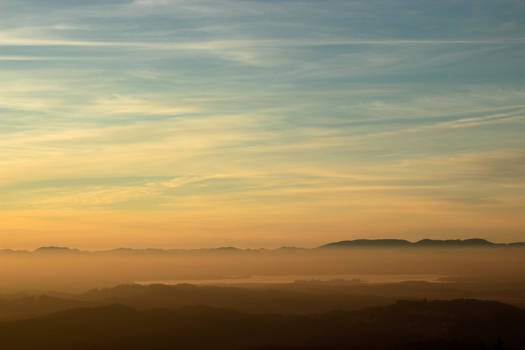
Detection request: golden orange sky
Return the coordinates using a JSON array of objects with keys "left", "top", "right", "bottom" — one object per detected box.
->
[{"left": 2, "top": 0, "right": 525, "bottom": 249}]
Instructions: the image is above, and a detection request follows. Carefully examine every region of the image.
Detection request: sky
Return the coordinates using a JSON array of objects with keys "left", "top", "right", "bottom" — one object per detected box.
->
[{"left": 1, "top": 0, "right": 525, "bottom": 249}]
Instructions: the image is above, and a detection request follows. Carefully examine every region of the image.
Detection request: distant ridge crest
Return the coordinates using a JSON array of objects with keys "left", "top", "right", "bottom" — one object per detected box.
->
[{"left": 319, "top": 238, "right": 505, "bottom": 248}]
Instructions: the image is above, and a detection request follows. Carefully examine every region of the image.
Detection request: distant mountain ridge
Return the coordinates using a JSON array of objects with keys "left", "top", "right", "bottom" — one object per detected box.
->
[
  {"left": 319, "top": 238, "right": 525, "bottom": 248},
  {"left": 1, "top": 238, "right": 524, "bottom": 255}
]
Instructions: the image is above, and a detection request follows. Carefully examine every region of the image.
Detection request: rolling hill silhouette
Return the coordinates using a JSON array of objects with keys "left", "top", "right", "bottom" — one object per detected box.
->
[{"left": 0, "top": 283, "right": 395, "bottom": 320}]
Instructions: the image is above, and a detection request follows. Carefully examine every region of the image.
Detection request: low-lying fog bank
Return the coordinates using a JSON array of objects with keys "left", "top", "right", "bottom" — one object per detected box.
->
[{"left": 1, "top": 244, "right": 524, "bottom": 296}]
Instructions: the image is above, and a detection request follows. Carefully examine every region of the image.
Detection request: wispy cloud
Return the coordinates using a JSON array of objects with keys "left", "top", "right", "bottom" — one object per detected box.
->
[{"left": 86, "top": 95, "right": 198, "bottom": 116}]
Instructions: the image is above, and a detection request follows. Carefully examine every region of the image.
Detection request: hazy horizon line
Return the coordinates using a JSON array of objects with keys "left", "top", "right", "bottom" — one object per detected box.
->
[{"left": 2, "top": 237, "right": 525, "bottom": 253}]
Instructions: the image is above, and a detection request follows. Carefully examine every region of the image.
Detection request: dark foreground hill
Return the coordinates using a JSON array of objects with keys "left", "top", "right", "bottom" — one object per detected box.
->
[{"left": 0, "top": 299, "right": 523, "bottom": 349}]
